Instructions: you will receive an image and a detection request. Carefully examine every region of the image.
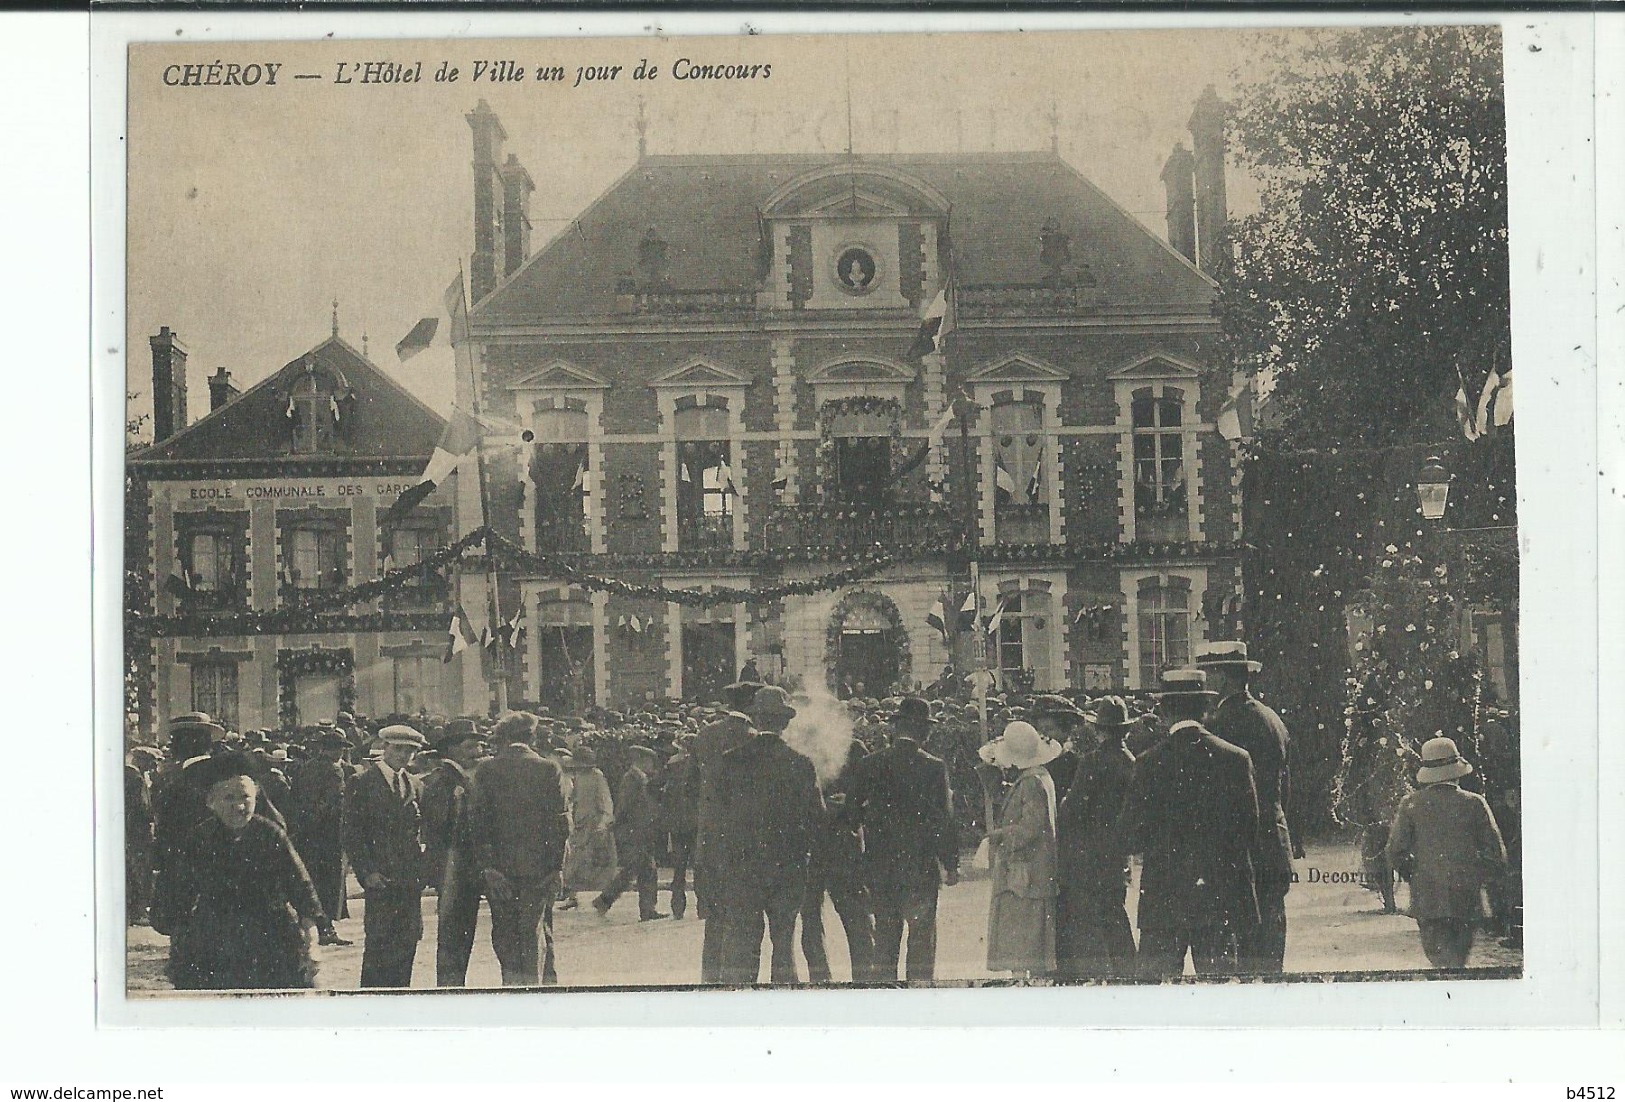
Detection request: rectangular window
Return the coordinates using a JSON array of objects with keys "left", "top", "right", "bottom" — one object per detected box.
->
[
  {"left": 834, "top": 436, "right": 891, "bottom": 504},
  {"left": 391, "top": 654, "right": 440, "bottom": 716},
  {"left": 1133, "top": 389, "right": 1188, "bottom": 542},
  {"left": 677, "top": 440, "right": 734, "bottom": 549},
  {"left": 289, "top": 527, "right": 342, "bottom": 590},
  {"left": 1137, "top": 579, "right": 1191, "bottom": 688},
  {"left": 191, "top": 661, "right": 239, "bottom": 731},
  {"left": 530, "top": 442, "right": 589, "bottom": 553},
  {"left": 993, "top": 587, "right": 1053, "bottom": 692},
  {"left": 188, "top": 532, "right": 228, "bottom": 591}
]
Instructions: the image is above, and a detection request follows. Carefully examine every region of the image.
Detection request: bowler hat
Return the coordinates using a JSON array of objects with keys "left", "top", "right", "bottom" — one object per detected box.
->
[
  {"left": 192, "top": 750, "right": 256, "bottom": 792},
  {"left": 722, "top": 680, "right": 765, "bottom": 712},
  {"left": 432, "top": 719, "right": 482, "bottom": 756},
  {"left": 1416, "top": 736, "right": 1473, "bottom": 784},
  {"left": 1194, "top": 640, "right": 1263, "bottom": 674},
  {"left": 748, "top": 685, "right": 797, "bottom": 726},
  {"left": 311, "top": 727, "right": 350, "bottom": 751},
  {"left": 1086, "top": 695, "right": 1135, "bottom": 729}
]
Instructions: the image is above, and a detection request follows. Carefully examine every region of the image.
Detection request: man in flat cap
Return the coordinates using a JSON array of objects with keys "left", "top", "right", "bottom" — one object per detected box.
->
[{"left": 344, "top": 724, "right": 428, "bottom": 987}]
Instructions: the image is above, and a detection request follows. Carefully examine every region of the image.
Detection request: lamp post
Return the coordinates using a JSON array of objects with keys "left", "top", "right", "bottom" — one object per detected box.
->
[{"left": 1417, "top": 455, "right": 1451, "bottom": 522}]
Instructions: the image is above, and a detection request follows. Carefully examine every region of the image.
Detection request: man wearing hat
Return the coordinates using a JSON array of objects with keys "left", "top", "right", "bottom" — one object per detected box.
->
[
  {"left": 593, "top": 744, "right": 668, "bottom": 921},
  {"left": 344, "top": 723, "right": 429, "bottom": 987},
  {"left": 285, "top": 726, "right": 354, "bottom": 927},
  {"left": 845, "top": 696, "right": 959, "bottom": 983},
  {"left": 1055, "top": 695, "right": 1139, "bottom": 980},
  {"left": 713, "top": 686, "right": 825, "bottom": 985},
  {"left": 1121, "top": 669, "right": 1261, "bottom": 978},
  {"left": 1384, "top": 736, "right": 1508, "bottom": 968},
  {"left": 421, "top": 719, "right": 485, "bottom": 986},
  {"left": 690, "top": 680, "right": 761, "bottom": 983},
  {"left": 1028, "top": 694, "right": 1089, "bottom": 795},
  {"left": 1197, "top": 640, "right": 1300, "bottom": 974},
  {"left": 469, "top": 711, "right": 572, "bottom": 985}
]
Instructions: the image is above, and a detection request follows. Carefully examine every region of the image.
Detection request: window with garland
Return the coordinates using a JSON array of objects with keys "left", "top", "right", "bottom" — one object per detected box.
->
[
  {"left": 1132, "top": 386, "right": 1189, "bottom": 542},
  {"left": 382, "top": 514, "right": 449, "bottom": 609},
  {"left": 675, "top": 403, "right": 734, "bottom": 550},
  {"left": 189, "top": 659, "right": 239, "bottom": 731}
]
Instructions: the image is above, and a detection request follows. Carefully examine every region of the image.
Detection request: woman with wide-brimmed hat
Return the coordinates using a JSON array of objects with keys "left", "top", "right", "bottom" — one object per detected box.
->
[
  {"left": 1384, "top": 736, "right": 1508, "bottom": 968},
  {"left": 558, "top": 744, "right": 617, "bottom": 910},
  {"left": 978, "top": 721, "right": 1062, "bottom": 978}
]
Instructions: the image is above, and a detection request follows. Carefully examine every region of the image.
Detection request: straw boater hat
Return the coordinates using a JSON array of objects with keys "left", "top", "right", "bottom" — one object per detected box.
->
[
  {"left": 1194, "top": 640, "right": 1263, "bottom": 674},
  {"left": 1415, "top": 736, "right": 1474, "bottom": 784},
  {"left": 1154, "top": 667, "right": 1220, "bottom": 703},
  {"left": 978, "top": 720, "right": 1063, "bottom": 770}
]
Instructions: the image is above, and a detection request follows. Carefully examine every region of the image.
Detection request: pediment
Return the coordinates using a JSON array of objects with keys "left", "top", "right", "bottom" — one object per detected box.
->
[
  {"left": 763, "top": 164, "right": 950, "bottom": 220},
  {"left": 967, "top": 352, "right": 1071, "bottom": 384},
  {"left": 802, "top": 188, "right": 913, "bottom": 219},
  {"left": 508, "top": 360, "right": 610, "bottom": 391},
  {"left": 808, "top": 355, "right": 916, "bottom": 384},
  {"left": 1108, "top": 352, "right": 1202, "bottom": 380},
  {"left": 649, "top": 357, "right": 752, "bottom": 389}
]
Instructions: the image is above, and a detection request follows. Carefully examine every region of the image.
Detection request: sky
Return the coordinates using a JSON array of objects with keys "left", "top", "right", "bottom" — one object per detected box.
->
[{"left": 125, "top": 28, "right": 1270, "bottom": 430}]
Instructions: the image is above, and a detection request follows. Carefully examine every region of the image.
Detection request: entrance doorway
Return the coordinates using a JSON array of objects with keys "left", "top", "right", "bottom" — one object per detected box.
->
[
  {"left": 682, "top": 621, "right": 735, "bottom": 703},
  {"left": 294, "top": 673, "right": 340, "bottom": 726},
  {"left": 536, "top": 625, "right": 595, "bottom": 714},
  {"left": 836, "top": 628, "right": 899, "bottom": 699}
]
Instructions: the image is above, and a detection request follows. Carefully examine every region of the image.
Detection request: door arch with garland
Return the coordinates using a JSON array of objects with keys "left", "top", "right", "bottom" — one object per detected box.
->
[{"left": 825, "top": 589, "right": 911, "bottom": 698}]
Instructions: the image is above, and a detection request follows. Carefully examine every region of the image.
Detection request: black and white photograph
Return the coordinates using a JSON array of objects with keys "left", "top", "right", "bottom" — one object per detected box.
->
[{"left": 117, "top": 23, "right": 1528, "bottom": 997}]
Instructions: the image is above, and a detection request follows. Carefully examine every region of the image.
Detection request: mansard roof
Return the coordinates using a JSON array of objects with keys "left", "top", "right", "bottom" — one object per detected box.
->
[{"left": 473, "top": 151, "right": 1214, "bottom": 324}]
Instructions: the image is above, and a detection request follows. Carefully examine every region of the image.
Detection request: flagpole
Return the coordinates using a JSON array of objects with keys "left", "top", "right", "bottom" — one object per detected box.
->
[{"left": 457, "top": 260, "right": 510, "bottom": 714}]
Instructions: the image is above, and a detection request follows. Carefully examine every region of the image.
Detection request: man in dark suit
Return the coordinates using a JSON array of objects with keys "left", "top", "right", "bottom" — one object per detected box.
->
[
  {"left": 1197, "top": 641, "right": 1300, "bottom": 974},
  {"left": 713, "top": 686, "right": 825, "bottom": 985},
  {"left": 420, "top": 719, "right": 484, "bottom": 987},
  {"left": 594, "top": 745, "right": 668, "bottom": 920},
  {"left": 846, "top": 696, "right": 958, "bottom": 983},
  {"left": 1121, "top": 669, "right": 1261, "bottom": 979},
  {"left": 344, "top": 724, "right": 428, "bottom": 988},
  {"left": 691, "top": 681, "right": 760, "bottom": 983},
  {"left": 286, "top": 727, "right": 352, "bottom": 927},
  {"left": 1055, "top": 695, "right": 1138, "bottom": 980},
  {"left": 469, "top": 711, "right": 571, "bottom": 985},
  {"left": 1027, "top": 694, "right": 1087, "bottom": 796}
]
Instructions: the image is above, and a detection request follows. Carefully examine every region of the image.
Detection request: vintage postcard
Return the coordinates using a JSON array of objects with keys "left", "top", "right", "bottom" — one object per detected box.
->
[{"left": 113, "top": 22, "right": 1531, "bottom": 1002}]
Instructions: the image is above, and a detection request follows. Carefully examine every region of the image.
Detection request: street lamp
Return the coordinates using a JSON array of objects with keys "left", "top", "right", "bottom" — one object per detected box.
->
[{"left": 1418, "top": 455, "right": 1451, "bottom": 521}]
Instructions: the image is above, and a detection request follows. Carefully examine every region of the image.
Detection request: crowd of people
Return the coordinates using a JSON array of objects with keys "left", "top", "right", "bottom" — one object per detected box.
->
[{"left": 125, "top": 640, "right": 1514, "bottom": 991}]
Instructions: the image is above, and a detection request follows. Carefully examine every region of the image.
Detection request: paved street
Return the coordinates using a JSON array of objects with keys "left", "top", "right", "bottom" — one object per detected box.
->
[{"left": 127, "top": 841, "right": 1520, "bottom": 992}]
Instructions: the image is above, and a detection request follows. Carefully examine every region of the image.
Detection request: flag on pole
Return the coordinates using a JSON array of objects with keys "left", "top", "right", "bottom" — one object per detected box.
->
[
  {"left": 571, "top": 458, "right": 587, "bottom": 491},
  {"left": 383, "top": 406, "right": 481, "bottom": 523},
  {"left": 1475, "top": 368, "right": 1502, "bottom": 438},
  {"left": 925, "top": 592, "right": 950, "bottom": 641},
  {"left": 906, "top": 284, "right": 953, "bottom": 360},
  {"left": 1217, "top": 376, "right": 1255, "bottom": 442},
  {"left": 444, "top": 606, "right": 476, "bottom": 663},
  {"left": 927, "top": 403, "right": 958, "bottom": 446},
  {"left": 771, "top": 473, "right": 789, "bottom": 493},
  {"left": 985, "top": 595, "right": 1007, "bottom": 636},
  {"left": 995, "top": 453, "right": 1018, "bottom": 497},
  {"left": 956, "top": 590, "right": 977, "bottom": 633},
  {"left": 680, "top": 463, "right": 693, "bottom": 483},
  {"left": 503, "top": 608, "right": 524, "bottom": 648},
  {"left": 395, "top": 316, "right": 439, "bottom": 362},
  {"left": 1454, "top": 372, "right": 1481, "bottom": 442},
  {"left": 1491, "top": 368, "right": 1513, "bottom": 427},
  {"left": 716, "top": 459, "right": 738, "bottom": 495},
  {"left": 1025, "top": 455, "right": 1043, "bottom": 502}
]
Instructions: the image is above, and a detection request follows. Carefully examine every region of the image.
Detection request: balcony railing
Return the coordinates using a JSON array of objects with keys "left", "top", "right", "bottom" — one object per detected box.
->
[
  {"left": 995, "top": 502, "right": 1052, "bottom": 545},
  {"left": 957, "top": 282, "right": 1103, "bottom": 318},
  {"left": 678, "top": 513, "right": 734, "bottom": 550},
  {"left": 628, "top": 289, "right": 757, "bottom": 316},
  {"left": 763, "top": 501, "right": 963, "bottom": 556}
]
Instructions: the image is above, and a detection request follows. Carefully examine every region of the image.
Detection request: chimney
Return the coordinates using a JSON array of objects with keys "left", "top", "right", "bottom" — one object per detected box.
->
[
  {"left": 1160, "top": 143, "right": 1196, "bottom": 265},
  {"left": 149, "top": 326, "right": 189, "bottom": 442},
  {"left": 207, "top": 366, "right": 239, "bottom": 412},
  {"left": 499, "top": 153, "right": 534, "bottom": 279},
  {"left": 1188, "top": 85, "right": 1229, "bottom": 274},
  {"left": 466, "top": 99, "right": 507, "bottom": 302}
]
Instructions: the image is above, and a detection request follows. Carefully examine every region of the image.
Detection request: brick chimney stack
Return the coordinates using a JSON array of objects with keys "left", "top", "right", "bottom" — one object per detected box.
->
[
  {"left": 466, "top": 99, "right": 507, "bottom": 303},
  {"left": 499, "top": 152, "right": 534, "bottom": 279},
  {"left": 1188, "top": 85, "right": 1229, "bottom": 274},
  {"left": 1160, "top": 142, "right": 1196, "bottom": 265},
  {"left": 207, "top": 366, "right": 239, "bottom": 412},
  {"left": 149, "top": 326, "right": 189, "bottom": 442}
]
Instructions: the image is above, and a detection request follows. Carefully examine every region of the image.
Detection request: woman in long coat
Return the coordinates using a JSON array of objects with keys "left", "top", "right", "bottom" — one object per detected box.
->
[
  {"left": 979, "top": 722, "right": 1061, "bottom": 978},
  {"left": 559, "top": 746, "right": 618, "bottom": 908},
  {"left": 151, "top": 752, "right": 337, "bottom": 990}
]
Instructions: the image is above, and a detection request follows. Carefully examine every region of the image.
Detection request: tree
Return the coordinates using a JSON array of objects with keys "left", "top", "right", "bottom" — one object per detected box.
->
[{"left": 1220, "top": 25, "right": 1509, "bottom": 449}]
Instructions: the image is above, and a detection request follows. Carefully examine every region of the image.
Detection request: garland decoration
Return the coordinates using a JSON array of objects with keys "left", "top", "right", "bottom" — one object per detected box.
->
[
  {"left": 276, "top": 646, "right": 356, "bottom": 728},
  {"left": 823, "top": 588, "right": 912, "bottom": 694},
  {"left": 816, "top": 396, "right": 903, "bottom": 499}
]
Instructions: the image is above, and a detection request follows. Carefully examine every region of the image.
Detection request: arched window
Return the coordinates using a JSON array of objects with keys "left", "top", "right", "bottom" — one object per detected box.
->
[{"left": 1132, "top": 386, "right": 1188, "bottom": 541}]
